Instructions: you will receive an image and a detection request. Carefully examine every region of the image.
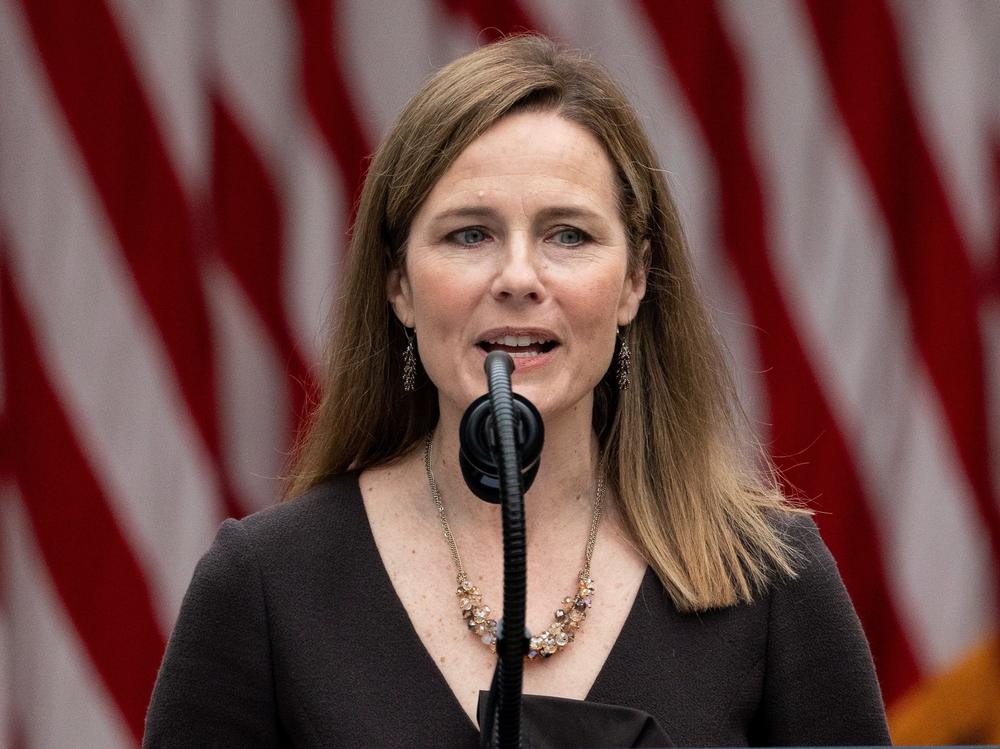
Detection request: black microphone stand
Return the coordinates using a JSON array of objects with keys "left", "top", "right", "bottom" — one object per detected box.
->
[
  {"left": 459, "top": 352, "right": 543, "bottom": 749},
  {"left": 458, "top": 355, "right": 671, "bottom": 748},
  {"left": 484, "top": 352, "right": 527, "bottom": 749}
]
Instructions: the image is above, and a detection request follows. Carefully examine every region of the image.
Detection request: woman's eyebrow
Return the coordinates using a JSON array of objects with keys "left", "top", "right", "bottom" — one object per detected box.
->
[
  {"left": 533, "top": 206, "right": 607, "bottom": 225},
  {"left": 430, "top": 205, "right": 607, "bottom": 225},
  {"left": 429, "top": 206, "right": 501, "bottom": 224}
]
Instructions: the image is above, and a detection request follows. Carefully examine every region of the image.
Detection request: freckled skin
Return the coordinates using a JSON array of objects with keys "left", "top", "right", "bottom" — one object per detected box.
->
[{"left": 388, "top": 111, "right": 646, "bottom": 434}]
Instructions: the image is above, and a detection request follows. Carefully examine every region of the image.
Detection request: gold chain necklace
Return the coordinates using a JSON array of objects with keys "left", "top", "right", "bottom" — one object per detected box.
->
[{"left": 423, "top": 434, "right": 604, "bottom": 660}]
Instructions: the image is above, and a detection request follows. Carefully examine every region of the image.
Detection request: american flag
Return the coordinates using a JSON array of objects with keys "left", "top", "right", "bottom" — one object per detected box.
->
[{"left": 1, "top": 1, "right": 998, "bottom": 745}]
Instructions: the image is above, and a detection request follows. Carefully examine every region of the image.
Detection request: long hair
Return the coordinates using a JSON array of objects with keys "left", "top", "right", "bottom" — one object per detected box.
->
[{"left": 285, "top": 35, "right": 804, "bottom": 611}]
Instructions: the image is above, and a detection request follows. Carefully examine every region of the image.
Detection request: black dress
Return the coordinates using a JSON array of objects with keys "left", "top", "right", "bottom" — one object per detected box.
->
[{"left": 143, "top": 473, "right": 890, "bottom": 747}]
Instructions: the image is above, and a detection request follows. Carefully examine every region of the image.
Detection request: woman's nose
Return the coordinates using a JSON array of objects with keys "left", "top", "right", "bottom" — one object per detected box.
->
[{"left": 490, "top": 234, "right": 545, "bottom": 302}]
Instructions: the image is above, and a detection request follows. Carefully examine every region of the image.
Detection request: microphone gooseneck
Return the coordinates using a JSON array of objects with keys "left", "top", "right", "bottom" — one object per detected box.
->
[
  {"left": 485, "top": 352, "right": 526, "bottom": 749},
  {"left": 459, "top": 351, "right": 543, "bottom": 749}
]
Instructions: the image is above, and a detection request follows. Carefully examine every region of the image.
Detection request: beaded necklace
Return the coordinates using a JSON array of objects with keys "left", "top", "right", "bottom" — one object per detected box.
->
[{"left": 423, "top": 434, "right": 603, "bottom": 659}]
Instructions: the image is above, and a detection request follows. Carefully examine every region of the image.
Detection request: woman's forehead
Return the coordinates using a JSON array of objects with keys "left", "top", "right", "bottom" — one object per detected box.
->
[{"left": 417, "top": 111, "right": 619, "bottom": 218}]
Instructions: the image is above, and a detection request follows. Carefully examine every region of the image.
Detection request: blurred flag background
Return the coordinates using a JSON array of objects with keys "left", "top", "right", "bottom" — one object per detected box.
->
[{"left": 1, "top": 0, "right": 998, "bottom": 745}]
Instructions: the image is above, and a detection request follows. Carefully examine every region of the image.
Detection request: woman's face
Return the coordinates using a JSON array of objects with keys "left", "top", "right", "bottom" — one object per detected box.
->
[{"left": 389, "top": 110, "right": 645, "bottom": 425}]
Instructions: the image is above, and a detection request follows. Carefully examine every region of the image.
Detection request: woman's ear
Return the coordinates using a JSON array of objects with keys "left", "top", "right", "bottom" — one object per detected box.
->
[
  {"left": 386, "top": 267, "right": 415, "bottom": 327},
  {"left": 617, "top": 240, "right": 649, "bottom": 326}
]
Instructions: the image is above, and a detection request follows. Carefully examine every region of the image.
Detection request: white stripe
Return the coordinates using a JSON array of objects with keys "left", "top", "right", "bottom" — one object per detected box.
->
[
  {"left": 206, "top": 260, "right": 290, "bottom": 513},
  {"left": 210, "top": 1, "right": 300, "bottom": 511},
  {"left": 283, "top": 118, "right": 345, "bottom": 365},
  {"left": 211, "top": 0, "right": 343, "bottom": 364},
  {"left": 115, "top": 0, "right": 301, "bottom": 515},
  {"left": 0, "top": 486, "right": 133, "bottom": 749},
  {"left": 891, "top": 0, "right": 1000, "bottom": 516},
  {"left": 527, "top": 0, "right": 768, "bottom": 427},
  {"left": 0, "top": 0, "right": 220, "bottom": 634},
  {"left": 889, "top": 0, "right": 998, "bottom": 267},
  {"left": 118, "top": 0, "right": 315, "bottom": 515},
  {"left": 214, "top": 0, "right": 296, "bottom": 164},
  {"left": 106, "top": 0, "right": 207, "bottom": 192},
  {"left": 341, "top": 0, "right": 478, "bottom": 143},
  {"left": 722, "top": 0, "right": 996, "bottom": 672}
]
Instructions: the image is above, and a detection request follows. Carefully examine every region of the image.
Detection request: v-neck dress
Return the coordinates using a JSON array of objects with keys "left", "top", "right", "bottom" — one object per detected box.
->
[{"left": 143, "top": 473, "right": 890, "bottom": 747}]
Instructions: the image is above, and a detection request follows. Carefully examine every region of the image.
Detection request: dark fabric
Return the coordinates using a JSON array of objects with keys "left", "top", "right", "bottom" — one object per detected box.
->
[
  {"left": 477, "top": 691, "right": 674, "bottom": 747},
  {"left": 143, "top": 473, "right": 891, "bottom": 747}
]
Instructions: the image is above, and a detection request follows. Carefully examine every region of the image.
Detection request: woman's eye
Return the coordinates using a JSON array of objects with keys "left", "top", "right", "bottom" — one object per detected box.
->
[
  {"left": 450, "top": 227, "right": 489, "bottom": 246},
  {"left": 552, "top": 227, "right": 587, "bottom": 246}
]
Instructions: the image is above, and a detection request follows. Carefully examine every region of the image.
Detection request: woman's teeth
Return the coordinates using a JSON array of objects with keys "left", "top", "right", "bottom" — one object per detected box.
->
[
  {"left": 488, "top": 335, "right": 547, "bottom": 347},
  {"left": 479, "top": 336, "right": 555, "bottom": 357}
]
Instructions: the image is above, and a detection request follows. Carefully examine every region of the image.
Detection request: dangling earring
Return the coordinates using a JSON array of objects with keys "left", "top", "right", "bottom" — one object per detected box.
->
[
  {"left": 616, "top": 328, "right": 631, "bottom": 391},
  {"left": 402, "top": 328, "right": 417, "bottom": 392}
]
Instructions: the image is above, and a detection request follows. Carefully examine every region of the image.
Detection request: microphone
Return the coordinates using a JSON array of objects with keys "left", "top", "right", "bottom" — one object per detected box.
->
[
  {"left": 459, "top": 352, "right": 544, "bottom": 503},
  {"left": 458, "top": 351, "right": 544, "bottom": 748}
]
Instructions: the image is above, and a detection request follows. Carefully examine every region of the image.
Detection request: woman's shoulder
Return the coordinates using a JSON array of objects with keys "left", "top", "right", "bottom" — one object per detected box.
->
[
  {"left": 750, "top": 511, "right": 890, "bottom": 741},
  {"left": 772, "top": 509, "right": 822, "bottom": 546},
  {"left": 209, "top": 473, "right": 369, "bottom": 572},
  {"left": 145, "top": 472, "right": 371, "bottom": 745},
  {"left": 765, "top": 510, "right": 846, "bottom": 602},
  {"left": 236, "top": 472, "right": 364, "bottom": 537},
  {"left": 182, "top": 471, "right": 380, "bottom": 619}
]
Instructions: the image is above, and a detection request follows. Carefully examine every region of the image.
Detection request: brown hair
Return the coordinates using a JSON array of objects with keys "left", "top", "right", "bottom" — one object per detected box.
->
[{"left": 285, "top": 34, "right": 804, "bottom": 611}]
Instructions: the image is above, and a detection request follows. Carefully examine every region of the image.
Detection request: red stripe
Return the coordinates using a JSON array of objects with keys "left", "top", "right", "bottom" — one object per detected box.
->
[
  {"left": 9, "top": 718, "right": 26, "bottom": 749},
  {"left": 19, "top": 0, "right": 245, "bottom": 519},
  {"left": 2, "top": 267, "right": 165, "bottom": 743},
  {"left": 0, "top": 398, "right": 9, "bottom": 483},
  {"left": 441, "top": 0, "right": 536, "bottom": 40},
  {"left": 987, "top": 141, "right": 1000, "bottom": 304},
  {"left": 640, "top": 1, "right": 920, "bottom": 702},
  {"left": 288, "top": 0, "right": 371, "bottom": 207},
  {"left": 211, "top": 98, "right": 314, "bottom": 432},
  {"left": 805, "top": 0, "right": 1000, "bottom": 584}
]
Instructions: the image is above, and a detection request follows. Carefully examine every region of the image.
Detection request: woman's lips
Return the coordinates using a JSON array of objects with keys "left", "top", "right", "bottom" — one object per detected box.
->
[{"left": 475, "top": 328, "right": 561, "bottom": 371}]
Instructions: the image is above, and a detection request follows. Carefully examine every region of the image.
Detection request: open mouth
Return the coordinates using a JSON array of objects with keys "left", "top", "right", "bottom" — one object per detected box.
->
[{"left": 477, "top": 335, "right": 558, "bottom": 358}]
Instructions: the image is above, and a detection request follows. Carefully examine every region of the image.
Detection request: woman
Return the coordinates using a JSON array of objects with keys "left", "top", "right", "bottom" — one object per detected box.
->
[{"left": 144, "top": 35, "right": 889, "bottom": 746}]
